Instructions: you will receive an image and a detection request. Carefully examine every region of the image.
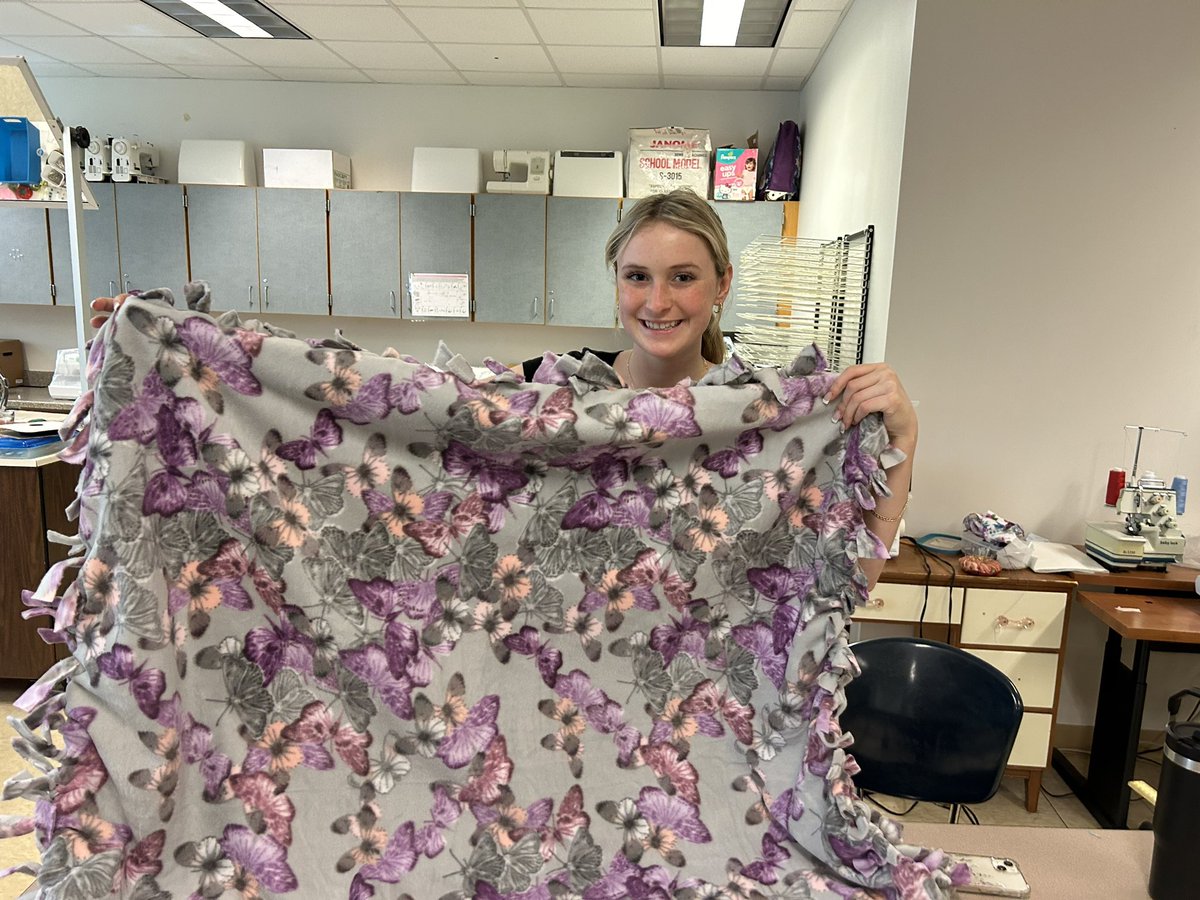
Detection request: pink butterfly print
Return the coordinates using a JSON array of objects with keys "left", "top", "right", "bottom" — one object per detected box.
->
[
  {"left": 389, "top": 366, "right": 448, "bottom": 414},
  {"left": 282, "top": 701, "right": 372, "bottom": 776},
  {"left": 97, "top": 644, "right": 165, "bottom": 720},
  {"left": 119, "top": 829, "right": 165, "bottom": 886},
  {"left": 340, "top": 644, "right": 414, "bottom": 719},
  {"left": 636, "top": 785, "right": 712, "bottom": 845},
  {"left": 363, "top": 465, "right": 425, "bottom": 538},
  {"left": 357, "top": 821, "right": 419, "bottom": 884},
  {"left": 181, "top": 717, "right": 234, "bottom": 801},
  {"left": 457, "top": 733, "right": 513, "bottom": 805},
  {"left": 554, "top": 669, "right": 606, "bottom": 712},
  {"left": 326, "top": 433, "right": 389, "bottom": 498},
  {"left": 276, "top": 408, "right": 343, "bottom": 470},
  {"left": 229, "top": 771, "right": 296, "bottom": 847},
  {"left": 579, "top": 569, "right": 658, "bottom": 632},
  {"left": 521, "top": 386, "right": 578, "bottom": 439},
  {"left": 539, "top": 784, "right": 589, "bottom": 859},
  {"left": 626, "top": 388, "right": 702, "bottom": 440},
  {"left": 441, "top": 441, "right": 529, "bottom": 503},
  {"left": 436, "top": 694, "right": 500, "bottom": 769},
  {"left": 472, "top": 795, "right": 553, "bottom": 849},
  {"left": 453, "top": 380, "right": 539, "bottom": 428},
  {"left": 220, "top": 823, "right": 299, "bottom": 893},
  {"left": 53, "top": 743, "right": 108, "bottom": 815},
  {"left": 731, "top": 621, "right": 788, "bottom": 690},
  {"left": 328, "top": 372, "right": 393, "bottom": 426},
  {"left": 640, "top": 741, "right": 702, "bottom": 807},
  {"left": 176, "top": 316, "right": 262, "bottom": 396},
  {"left": 233, "top": 327, "right": 264, "bottom": 358},
  {"left": 504, "top": 626, "right": 563, "bottom": 688},
  {"left": 404, "top": 492, "right": 489, "bottom": 558},
  {"left": 703, "top": 428, "right": 764, "bottom": 478}
]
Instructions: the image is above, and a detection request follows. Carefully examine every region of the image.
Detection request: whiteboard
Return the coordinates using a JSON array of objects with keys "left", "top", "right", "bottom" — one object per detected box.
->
[{"left": 408, "top": 273, "right": 470, "bottom": 319}]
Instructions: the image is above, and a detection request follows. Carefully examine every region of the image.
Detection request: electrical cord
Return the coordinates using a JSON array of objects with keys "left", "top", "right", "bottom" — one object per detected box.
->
[{"left": 861, "top": 790, "right": 920, "bottom": 817}]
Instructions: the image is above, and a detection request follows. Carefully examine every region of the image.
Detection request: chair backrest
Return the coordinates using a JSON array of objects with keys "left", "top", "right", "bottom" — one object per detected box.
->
[{"left": 841, "top": 636, "right": 1024, "bottom": 806}]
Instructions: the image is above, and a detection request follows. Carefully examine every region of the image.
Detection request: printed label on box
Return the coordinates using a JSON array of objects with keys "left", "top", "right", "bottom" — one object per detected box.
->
[{"left": 713, "top": 148, "right": 757, "bottom": 201}]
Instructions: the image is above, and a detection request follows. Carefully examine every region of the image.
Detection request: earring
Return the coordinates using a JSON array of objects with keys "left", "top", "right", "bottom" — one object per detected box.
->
[{"left": 712, "top": 303, "right": 723, "bottom": 315}]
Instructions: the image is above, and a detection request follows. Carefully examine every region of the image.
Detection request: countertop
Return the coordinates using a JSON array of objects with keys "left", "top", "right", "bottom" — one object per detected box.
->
[
  {"left": 0, "top": 410, "right": 68, "bottom": 468},
  {"left": 2, "top": 384, "right": 77, "bottom": 414}
]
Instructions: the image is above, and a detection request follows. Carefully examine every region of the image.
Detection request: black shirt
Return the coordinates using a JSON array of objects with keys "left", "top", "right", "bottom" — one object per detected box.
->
[{"left": 520, "top": 347, "right": 620, "bottom": 382}]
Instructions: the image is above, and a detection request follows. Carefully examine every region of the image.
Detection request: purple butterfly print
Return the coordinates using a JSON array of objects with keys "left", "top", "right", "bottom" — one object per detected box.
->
[
  {"left": 521, "top": 386, "right": 578, "bottom": 439},
  {"left": 747, "top": 564, "right": 814, "bottom": 603},
  {"left": 626, "top": 389, "right": 701, "bottom": 440},
  {"left": 553, "top": 669, "right": 605, "bottom": 712},
  {"left": 276, "top": 408, "right": 343, "bottom": 470},
  {"left": 504, "top": 626, "right": 563, "bottom": 688},
  {"left": 325, "top": 372, "right": 393, "bottom": 426},
  {"left": 229, "top": 771, "right": 297, "bottom": 847},
  {"left": 436, "top": 694, "right": 500, "bottom": 769},
  {"left": 384, "top": 618, "right": 420, "bottom": 681},
  {"left": 107, "top": 370, "right": 172, "bottom": 445},
  {"left": 358, "top": 821, "right": 419, "bottom": 884},
  {"left": 441, "top": 441, "right": 529, "bottom": 503},
  {"left": 97, "top": 644, "right": 165, "bottom": 720},
  {"left": 220, "top": 824, "right": 298, "bottom": 892},
  {"left": 731, "top": 621, "right": 788, "bottom": 690},
  {"left": 245, "top": 612, "right": 317, "bottom": 685},
  {"left": 119, "top": 829, "right": 165, "bottom": 885},
  {"left": 340, "top": 644, "right": 414, "bottom": 719},
  {"left": 639, "top": 742, "right": 701, "bottom": 806},
  {"left": 389, "top": 366, "right": 448, "bottom": 414},
  {"left": 702, "top": 428, "right": 764, "bottom": 478},
  {"left": 648, "top": 611, "right": 710, "bottom": 665},
  {"left": 561, "top": 454, "right": 630, "bottom": 531},
  {"left": 740, "top": 832, "right": 791, "bottom": 885},
  {"left": 181, "top": 717, "right": 233, "bottom": 802},
  {"left": 176, "top": 317, "right": 262, "bottom": 396},
  {"left": 453, "top": 380, "right": 540, "bottom": 428},
  {"left": 636, "top": 787, "right": 711, "bottom": 844},
  {"left": 348, "top": 577, "right": 432, "bottom": 621}
]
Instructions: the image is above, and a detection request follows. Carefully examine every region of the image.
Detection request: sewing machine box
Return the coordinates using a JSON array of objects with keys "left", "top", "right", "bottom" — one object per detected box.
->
[
  {"left": 713, "top": 148, "right": 758, "bottom": 201},
  {"left": 262, "top": 149, "right": 352, "bottom": 190},
  {"left": 627, "top": 126, "right": 711, "bottom": 198},
  {"left": 0, "top": 339, "right": 26, "bottom": 386}
]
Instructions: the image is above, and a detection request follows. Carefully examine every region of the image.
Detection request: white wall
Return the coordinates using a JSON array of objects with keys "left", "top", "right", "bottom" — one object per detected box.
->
[
  {"left": 793, "top": 0, "right": 917, "bottom": 363},
  {"left": 888, "top": 0, "right": 1200, "bottom": 729},
  {"left": 9, "top": 79, "right": 799, "bottom": 369}
]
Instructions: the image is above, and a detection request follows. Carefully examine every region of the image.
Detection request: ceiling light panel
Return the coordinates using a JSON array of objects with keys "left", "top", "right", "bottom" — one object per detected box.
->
[
  {"left": 140, "top": 0, "right": 309, "bottom": 39},
  {"left": 661, "top": 0, "right": 791, "bottom": 48}
]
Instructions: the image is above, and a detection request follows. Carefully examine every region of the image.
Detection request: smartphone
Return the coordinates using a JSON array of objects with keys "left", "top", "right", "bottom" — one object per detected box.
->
[{"left": 953, "top": 853, "right": 1031, "bottom": 897}]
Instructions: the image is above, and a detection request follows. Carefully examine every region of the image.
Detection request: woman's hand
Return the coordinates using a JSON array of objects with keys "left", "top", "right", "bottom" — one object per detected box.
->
[
  {"left": 89, "top": 293, "right": 129, "bottom": 329},
  {"left": 825, "top": 363, "right": 917, "bottom": 452}
]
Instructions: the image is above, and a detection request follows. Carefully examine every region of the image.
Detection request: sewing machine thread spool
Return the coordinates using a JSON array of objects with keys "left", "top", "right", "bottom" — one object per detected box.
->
[
  {"left": 1105, "top": 468, "right": 1125, "bottom": 506},
  {"left": 1172, "top": 476, "right": 1187, "bottom": 515}
]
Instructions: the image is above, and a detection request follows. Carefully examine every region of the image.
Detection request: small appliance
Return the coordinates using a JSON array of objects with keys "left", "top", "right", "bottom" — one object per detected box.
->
[
  {"left": 552, "top": 151, "right": 623, "bottom": 198},
  {"left": 111, "top": 137, "right": 163, "bottom": 183},
  {"left": 84, "top": 134, "right": 112, "bottom": 182},
  {"left": 486, "top": 150, "right": 551, "bottom": 194}
]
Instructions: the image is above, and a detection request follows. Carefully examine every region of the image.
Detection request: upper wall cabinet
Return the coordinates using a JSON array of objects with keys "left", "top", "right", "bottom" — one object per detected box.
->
[
  {"left": 0, "top": 207, "right": 51, "bottom": 305},
  {"left": 114, "top": 183, "right": 188, "bottom": 295},
  {"left": 709, "top": 201, "right": 786, "bottom": 329},
  {"left": 399, "top": 193, "right": 472, "bottom": 320},
  {"left": 48, "top": 183, "right": 120, "bottom": 306},
  {"left": 473, "top": 194, "right": 546, "bottom": 324},
  {"left": 545, "top": 197, "right": 618, "bottom": 328},
  {"left": 256, "top": 188, "right": 329, "bottom": 315},
  {"left": 330, "top": 191, "right": 400, "bottom": 318},
  {"left": 186, "top": 186, "right": 261, "bottom": 314}
]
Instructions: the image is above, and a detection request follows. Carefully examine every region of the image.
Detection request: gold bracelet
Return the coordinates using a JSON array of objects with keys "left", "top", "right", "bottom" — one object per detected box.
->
[{"left": 867, "top": 497, "right": 908, "bottom": 523}]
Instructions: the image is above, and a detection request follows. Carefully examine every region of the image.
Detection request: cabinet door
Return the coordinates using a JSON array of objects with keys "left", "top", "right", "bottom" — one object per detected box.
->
[
  {"left": 186, "top": 186, "right": 260, "bottom": 314},
  {"left": 330, "top": 191, "right": 400, "bottom": 318},
  {"left": 0, "top": 207, "right": 52, "bottom": 305},
  {"left": 399, "top": 192, "right": 471, "bottom": 319},
  {"left": 710, "top": 202, "right": 785, "bottom": 329},
  {"left": 257, "top": 188, "right": 329, "bottom": 315},
  {"left": 545, "top": 197, "right": 618, "bottom": 328},
  {"left": 49, "top": 182, "right": 121, "bottom": 305},
  {"left": 114, "top": 183, "right": 188, "bottom": 294},
  {"left": 474, "top": 194, "right": 546, "bottom": 324},
  {"left": 0, "top": 466, "right": 59, "bottom": 678}
]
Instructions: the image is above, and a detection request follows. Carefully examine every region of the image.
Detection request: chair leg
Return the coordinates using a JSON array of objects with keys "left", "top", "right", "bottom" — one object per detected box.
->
[{"left": 948, "top": 803, "right": 960, "bottom": 824}]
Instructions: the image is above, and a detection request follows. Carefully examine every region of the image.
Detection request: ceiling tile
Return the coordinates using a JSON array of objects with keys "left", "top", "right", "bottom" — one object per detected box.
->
[
  {"left": 0, "top": 38, "right": 55, "bottom": 61},
  {"left": 34, "top": 3, "right": 194, "bottom": 38},
  {"left": 214, "top": 38, "right": 344, "bottom": 67},
  {"left": 464, "top": 71, "right": 562, "bottom": 86},
  {"left": 562, "top": 72, "right": 660, "bottom": 88},
  {"left": 663, "top": 75, "right": 766, "bottom": 91},
  {"left": 768, "top": 47, "right": 819, "bottom": 77},
  {"left": 794, "top": 0, "right": 848, "bottom": 9},
  {"left": 11, "top": 36, "right": 147, "bottom": 63},
  {"left": 25, "top": 61, "right": 94, "bottom": 77},
  {"left": 270, "top": 0, "right": 389, "bottom": 4},
  {"left": 528, "top": 9, "right": 656, "bottom": 45},
  {"left": 547, "top": 45, "right": 657, "bottom": 75},
  {"left": 528, "top": 0, "right": 651, "bottom": 7},
  {"left": 401, "top": 8, "right": 537, "bottom": 44},
  {"left": 0, "top": 2, "right": 86, "bottom": 36},
  {"left": 661, "top": 46, "right": 772, "bottom": 77},
  {"left": 326, "top": 41, "right": 449, "bottom": 69},
  {"left": 264, "top": 66, "right": 371, "bottom": 82},
  {"left": 279, "top": 6, "right": 422, "bottom": 41},
  {"left": 439, "top": 43, "right": 553, "bottom": 72},
  {"left": 79, "top": 62, "right": 186, "bottom": 77},
  {"left": 363, "top": 69, "right": 467, "bottom": 84},
  {"left": 777, "top": 9, "right": 842, "bottom": 48},
  {"left": 170, "top": 64, "right": 279, "bottom": 80},
  {"left": 764, "top": 76, "right": 807, "bottom": 91},
  {"left": 388, "top": 0, "right": 516, "bottom": 6},
  {"left": 110, "top": 37, "right": 248, "bottom": 66}
]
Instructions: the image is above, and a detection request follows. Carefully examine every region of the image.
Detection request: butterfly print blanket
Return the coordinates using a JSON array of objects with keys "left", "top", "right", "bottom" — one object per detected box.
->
[{"left": 2, "top": 293, "right": 967, "bottom": 899}]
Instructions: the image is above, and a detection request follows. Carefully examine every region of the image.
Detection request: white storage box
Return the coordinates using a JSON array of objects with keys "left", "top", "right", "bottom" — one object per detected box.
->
[
  {"left": 411, "top": 147, "right": 482, "bottom": 193},
  {"left": 262, "top": 148, "right": 352, "bottom": 190},
  {"left": 178, "top": 140, "right": 257, "bottom": 186}
]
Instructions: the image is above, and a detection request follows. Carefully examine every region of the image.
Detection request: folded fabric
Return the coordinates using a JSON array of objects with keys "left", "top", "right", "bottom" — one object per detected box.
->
[{"left": 2, "top": 292, "right": 964, "bottom": 899}]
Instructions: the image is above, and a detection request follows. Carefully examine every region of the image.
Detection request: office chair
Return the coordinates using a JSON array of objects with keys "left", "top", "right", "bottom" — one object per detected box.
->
[{"left": 841, "top": 636, "right": 1024, "bottom": 823}]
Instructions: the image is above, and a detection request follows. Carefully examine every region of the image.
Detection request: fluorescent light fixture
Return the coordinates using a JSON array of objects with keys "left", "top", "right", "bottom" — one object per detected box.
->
[
  {"left": 700, "top": 0, "right": 747, "bottom": 46},
  {"left": 140, "top": 0, "right": 309, "bottom": 40}
]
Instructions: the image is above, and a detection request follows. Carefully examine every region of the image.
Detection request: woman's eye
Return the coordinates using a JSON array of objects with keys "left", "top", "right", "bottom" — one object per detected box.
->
[
  {"left": 626, "top": 272, "right": 647, "bottom": 282},
  {"left": 673, "top": 273, "right": 695, "bottom": 283}
]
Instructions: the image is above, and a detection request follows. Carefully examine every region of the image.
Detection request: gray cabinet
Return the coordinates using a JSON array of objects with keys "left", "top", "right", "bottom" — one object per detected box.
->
[
  {"left": 49, "top": 183, "right": 120, "bottom": 306},
  {"left": 330, "top": 191, "right": 400, "bottom": 318},
  {"left": 114, "top": 183, "right": 188, "bottom": 294},
  {"left": 473, "top": 194, "right": 546, "bottom": 324},
  {"left": 0, "top": 207, "right": 51, "bottom": 305},
  {"left": 709, "top": 201, "right": 785, "bottom": 328},
  {"left": 545, "top": 197, "right": 618, "bottom": 328},
  {"left": 256, "top": 188, "right": 329, "bottom": 315},
  {"left": 399, "top": 192, "right": 471, "bottom": 319},
  {"left": 186, "top": 186, "right": 260, "bottom": 313}
]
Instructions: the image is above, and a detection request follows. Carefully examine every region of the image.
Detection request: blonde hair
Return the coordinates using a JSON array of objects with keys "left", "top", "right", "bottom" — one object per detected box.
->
[{"left": 605, "top": 190, "right": 731, "bottom": 364}]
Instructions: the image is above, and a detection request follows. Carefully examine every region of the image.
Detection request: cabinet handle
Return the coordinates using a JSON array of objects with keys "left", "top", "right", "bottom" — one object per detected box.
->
[
  {"left": 864, "top": 597, "right": 885, "bottom": 609},
  {"left": 994, "top": 615, "right": 1035, "bottom": 631},
  {"left": 108, "top": 280, "right": 116, "bottom": 296},
  {"left": 123, "top": 274, "right": 131, "bottom": 293},
  {"left": 549, "top": 291, "right": 556, "bottom": 321},
  {"left": 248, "top": 285, "right": 254, "bottom": 309},
  {"left": 390, "top": 290, "right": 397, "bottom": 314},
  {"left": 263, "top": 279, "right": 270, "bottom": 309}
]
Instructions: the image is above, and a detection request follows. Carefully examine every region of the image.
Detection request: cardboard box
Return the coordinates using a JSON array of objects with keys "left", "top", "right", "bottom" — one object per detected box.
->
[
  {"left": 713, "top": 148, "right": 758, "bottom": 201},
  {"left": 262, "top": 149, "right": 352, "bottom": 190},
  {"left": 627, "top": 126, "right": 710, "bottom": 199},
  {"left": 0, "top": 339, "right": 26, "bottom": 386}
]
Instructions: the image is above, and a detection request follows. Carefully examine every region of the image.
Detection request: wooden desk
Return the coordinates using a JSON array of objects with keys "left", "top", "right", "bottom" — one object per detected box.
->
[
  {"left": 1051, "top": 591, "right": 1200, "bottom": 830},
  {"left": 904, "top": 823, "right": 1153, "bottom": 899}
]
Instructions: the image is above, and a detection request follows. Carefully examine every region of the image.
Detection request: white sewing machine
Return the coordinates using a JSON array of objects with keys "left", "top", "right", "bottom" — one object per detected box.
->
[
  {"left": 84, "top": 135, "right": 111, "bottom": 182},
  {"left": 485, "top": 150, "right": 551, "bottom": 194},
  {"left": 111, "top": 137, "right": 164, "bottom": 183}
]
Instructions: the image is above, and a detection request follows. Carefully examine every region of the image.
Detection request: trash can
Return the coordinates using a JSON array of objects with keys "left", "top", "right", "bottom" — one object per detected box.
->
[{"left": 1149, "top": 687, "right": 1200, "bottom": 900}]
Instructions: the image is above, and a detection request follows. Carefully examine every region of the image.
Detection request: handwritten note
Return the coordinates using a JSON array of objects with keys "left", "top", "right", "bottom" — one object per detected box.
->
[{"left": 409, "top": 273, "right": 470, "bottom": 319}]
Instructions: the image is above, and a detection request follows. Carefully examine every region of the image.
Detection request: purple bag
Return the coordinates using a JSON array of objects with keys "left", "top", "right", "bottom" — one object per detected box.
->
[{"left": 757, "top": 120, "right": 802, "bottom": 200}]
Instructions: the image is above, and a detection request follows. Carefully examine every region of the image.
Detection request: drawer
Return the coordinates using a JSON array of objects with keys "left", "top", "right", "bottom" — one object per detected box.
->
[
  {"left": 967, "top": 648, "right": 1058, "bottom": 710},
  {"left": 1007, "top": 711, "right": 1053, "bottom": 768},
  {"left": 960, "top": 590, "right": 1067, "bottom": 650},
  {"left": 853, "top": 583, "right": 964, "bottom": 625}
]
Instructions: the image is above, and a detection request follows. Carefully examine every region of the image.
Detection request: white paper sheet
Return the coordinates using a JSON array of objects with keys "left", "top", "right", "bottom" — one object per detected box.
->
[{"left": 408, "top": 273, "right": 470, "bottom": 318}]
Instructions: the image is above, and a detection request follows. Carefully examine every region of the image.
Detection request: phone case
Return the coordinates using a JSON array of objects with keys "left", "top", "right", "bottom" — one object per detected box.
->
[{"left": 953, "top": 854, "right": 1031, "bottom": 897}]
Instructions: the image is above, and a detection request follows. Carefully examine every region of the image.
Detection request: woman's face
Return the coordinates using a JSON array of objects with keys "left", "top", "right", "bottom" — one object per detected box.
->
[{"left": 615, "top": 220, "right": 731, "bottom": 363}]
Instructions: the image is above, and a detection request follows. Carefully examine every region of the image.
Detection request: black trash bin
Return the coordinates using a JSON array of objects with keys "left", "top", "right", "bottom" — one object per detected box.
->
[{"left": 1149, "top": 687, "right": 1200, "bottom": 900}]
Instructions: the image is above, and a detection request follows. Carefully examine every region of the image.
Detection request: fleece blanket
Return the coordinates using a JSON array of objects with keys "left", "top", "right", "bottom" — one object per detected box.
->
[{"left": 2, "top": 291, "right": 965, "bottom": 899}]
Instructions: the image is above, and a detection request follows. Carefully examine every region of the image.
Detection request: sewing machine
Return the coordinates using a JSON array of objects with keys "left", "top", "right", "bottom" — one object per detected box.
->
[
  {"left": 485, "top": 150, "right": 551, "bottom": 194},
  {"left": 111, "top": 137, "right": 163, "bottom": 183},
  {"left": 84, "top": 135, "right": 111, "bottom": 182}
]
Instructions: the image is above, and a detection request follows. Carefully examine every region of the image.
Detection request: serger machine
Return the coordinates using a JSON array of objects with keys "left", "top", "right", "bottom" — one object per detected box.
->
[
  {"left": 1085, "top": 425, "right": 1188, "bottom": 569},
  {"left": 111, "top": 137, "right": 163, "bottom": 183},
  {"left": 485, "top": 150, "right": 550, "bottom": 194}
]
